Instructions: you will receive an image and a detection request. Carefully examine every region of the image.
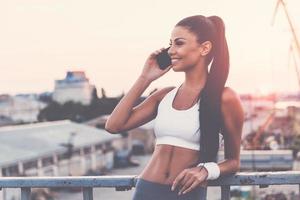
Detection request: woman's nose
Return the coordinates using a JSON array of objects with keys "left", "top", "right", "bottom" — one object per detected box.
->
[{"left": 168, "top": 46, "right": 175, "bottom": 56}]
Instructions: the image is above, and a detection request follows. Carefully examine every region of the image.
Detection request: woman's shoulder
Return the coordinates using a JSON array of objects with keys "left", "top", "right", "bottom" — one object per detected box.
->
[
  {"left": 221, "top": 87, "right": 241, "bottom": 105},
  {"left": 221, "top": 87, "right": 244, "bottom": 122},
  {"left": 220, "top": 87, "right": 244, "bottom": 136}
]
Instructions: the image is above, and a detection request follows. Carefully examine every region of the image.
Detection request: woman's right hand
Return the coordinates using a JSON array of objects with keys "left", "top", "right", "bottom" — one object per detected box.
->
[{"left": 140, "top": 48, "right": 172, "bottom": 82}]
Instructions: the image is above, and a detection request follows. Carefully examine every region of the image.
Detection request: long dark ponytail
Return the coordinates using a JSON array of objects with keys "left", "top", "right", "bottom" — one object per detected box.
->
[{"left": 176, "top": 15, "right": 229, "bottom": 162}]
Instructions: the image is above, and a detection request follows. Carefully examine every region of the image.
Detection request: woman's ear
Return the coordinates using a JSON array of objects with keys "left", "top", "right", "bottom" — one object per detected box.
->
[{"left": 200, "top": 41, "right": 212, "bottom": 56}]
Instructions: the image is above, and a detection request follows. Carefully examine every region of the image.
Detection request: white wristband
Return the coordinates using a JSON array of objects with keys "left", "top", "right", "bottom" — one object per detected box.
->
[{"left": 197, "top": 162, "right": 220, "bottom": 180}]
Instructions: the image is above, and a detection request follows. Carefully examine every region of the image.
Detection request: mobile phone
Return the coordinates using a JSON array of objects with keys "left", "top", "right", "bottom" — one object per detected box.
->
[{"left": 156, "top": 47, "right": 171, "bottom": 70}]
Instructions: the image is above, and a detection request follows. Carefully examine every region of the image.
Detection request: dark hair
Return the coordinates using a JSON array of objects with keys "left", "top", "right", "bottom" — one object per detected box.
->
[{"left": 176, "top": 15, "right": 229, "bottom": 162}]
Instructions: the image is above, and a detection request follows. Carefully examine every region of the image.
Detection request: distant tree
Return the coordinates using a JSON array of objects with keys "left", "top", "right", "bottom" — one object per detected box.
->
[
  {"left": 91, "top": 87, "right": 98, "bottom": 101},
  {"left": 38, "top": 101, "right": 62, "bottom": 121},
  {"left": 37, "top": 91, "right": 143, "bottom": 123},
  {"left": 101, "top": 88, "right": 107, "bottom": 99}
]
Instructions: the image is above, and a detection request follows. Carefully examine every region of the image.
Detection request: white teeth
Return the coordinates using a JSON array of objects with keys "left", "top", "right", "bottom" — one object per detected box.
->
[{"left": 171, "top": 59, "right": 180, "bottom": 65}]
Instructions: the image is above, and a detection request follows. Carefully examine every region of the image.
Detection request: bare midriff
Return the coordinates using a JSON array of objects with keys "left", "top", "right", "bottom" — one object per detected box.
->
[{"left": 138, "top": 144, "right": 200, "bottom": 185}]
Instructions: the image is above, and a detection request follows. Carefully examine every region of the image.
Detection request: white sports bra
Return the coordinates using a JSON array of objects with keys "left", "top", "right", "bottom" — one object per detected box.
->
[{"left": 153, "top": 85, "right": 201, "bottom": 151}]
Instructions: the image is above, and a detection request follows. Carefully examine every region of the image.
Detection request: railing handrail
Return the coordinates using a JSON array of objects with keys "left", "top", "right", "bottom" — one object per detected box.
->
[
  {"left": 1, "top": 171, "right": 300, "bottom": 200},
  {"left": 1, "top": 171, "right": 300, "bottom": 188}
]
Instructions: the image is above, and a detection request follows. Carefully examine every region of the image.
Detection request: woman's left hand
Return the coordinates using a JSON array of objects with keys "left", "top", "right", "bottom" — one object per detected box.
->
[{"left": 171, "top": 167, "right": 208, "bottom": 195}]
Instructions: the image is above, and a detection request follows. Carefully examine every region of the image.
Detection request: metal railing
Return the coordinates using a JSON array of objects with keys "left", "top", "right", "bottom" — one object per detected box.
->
[{"left": 1, "top": 171, "right": 300, "bottom": 200}]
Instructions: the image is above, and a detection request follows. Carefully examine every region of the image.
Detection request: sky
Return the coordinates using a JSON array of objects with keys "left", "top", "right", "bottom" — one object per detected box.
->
[{"left": 1, "top": 0, "right": 300, "bottom": 96}]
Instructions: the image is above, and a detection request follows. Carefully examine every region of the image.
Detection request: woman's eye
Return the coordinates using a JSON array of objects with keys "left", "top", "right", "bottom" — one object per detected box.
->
[{"left": 169, "top": 41, "right": 184, "bottom": 46}]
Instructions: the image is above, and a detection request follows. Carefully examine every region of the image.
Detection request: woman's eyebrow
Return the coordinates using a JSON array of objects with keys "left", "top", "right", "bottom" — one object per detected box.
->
[{"left": 170, "top": 38, "right": 187, "bottom": 42}]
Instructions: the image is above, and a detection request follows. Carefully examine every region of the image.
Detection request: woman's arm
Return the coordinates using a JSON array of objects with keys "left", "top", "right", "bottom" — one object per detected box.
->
[
  {"left": 105, "top": 76, "right": 174, "bottom": 133},
  {"left": 218, "top": 87, "right": 244, "bottom": 174},
  {"left": 105, "top": 48, "right": 172, "bottom": 134},
  {"left": 105, "top": 76, "right": 150, "bottom": 133}
]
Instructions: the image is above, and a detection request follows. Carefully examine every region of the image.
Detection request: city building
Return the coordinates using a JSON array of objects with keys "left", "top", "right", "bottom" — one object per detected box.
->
[
  {"left": 271, "top": 101, "right": 300, "bottom": 136},
  {"left": 0, "top": 120, "right": 122, "bottom": 177},
  {"left": 0, "top": 94, "right": 46, "bottom": 124},
  {"left": 0, "top": 120, "right": 122, "bottom": 200},
  {"left": 52, "top": 71, "right": 95, "bottom": 105}
]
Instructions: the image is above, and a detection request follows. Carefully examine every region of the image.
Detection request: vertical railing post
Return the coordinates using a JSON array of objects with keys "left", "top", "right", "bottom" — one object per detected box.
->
[
  {"left": 221, "top": 185, "right": 230, "bottom": 200},
  {"left": 83, "top": 187, "right": 93, "bottom": 200},
  {"left": 21, "top": 187, "right": 31, "bottom": 200}
]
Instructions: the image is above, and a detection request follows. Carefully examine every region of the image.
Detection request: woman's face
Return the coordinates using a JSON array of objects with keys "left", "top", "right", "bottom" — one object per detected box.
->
[{"left": 168, "top": 26, "right": 204, "bottom": 71}]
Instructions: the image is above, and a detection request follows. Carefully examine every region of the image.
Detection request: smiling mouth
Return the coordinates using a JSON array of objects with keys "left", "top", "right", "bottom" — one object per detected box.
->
[{"left": 171, "top": 58, "right": 180, "bottom": 64}]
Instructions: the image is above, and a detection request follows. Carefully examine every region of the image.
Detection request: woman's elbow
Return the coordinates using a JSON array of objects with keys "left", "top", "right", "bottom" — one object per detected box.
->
[
  {"left": 105, "top": 127, "right": 118, "bottom": 134},
  {"left": 232, "top": 159, "right": 240, "bottom": 173},
  {"left": 104, "top": 116, "right": 118, "bottom": 134},
  {"left": 104, "top": 121, "right": 120, "bottom": 134}
]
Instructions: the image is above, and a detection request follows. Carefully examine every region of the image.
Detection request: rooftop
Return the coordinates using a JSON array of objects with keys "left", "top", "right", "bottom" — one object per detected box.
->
[{"left": 0, "top": 120, "right": 120, "bottom": 167}]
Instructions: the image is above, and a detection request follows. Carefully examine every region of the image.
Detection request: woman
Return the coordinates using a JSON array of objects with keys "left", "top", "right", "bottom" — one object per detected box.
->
[{"left": 105, "top": 15, "right": 244, "bottom": 200}]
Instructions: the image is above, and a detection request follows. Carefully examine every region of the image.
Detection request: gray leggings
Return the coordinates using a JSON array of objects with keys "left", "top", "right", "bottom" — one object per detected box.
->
[{"left": 132, "top": 178, "right": 207, "bottom": 200}]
